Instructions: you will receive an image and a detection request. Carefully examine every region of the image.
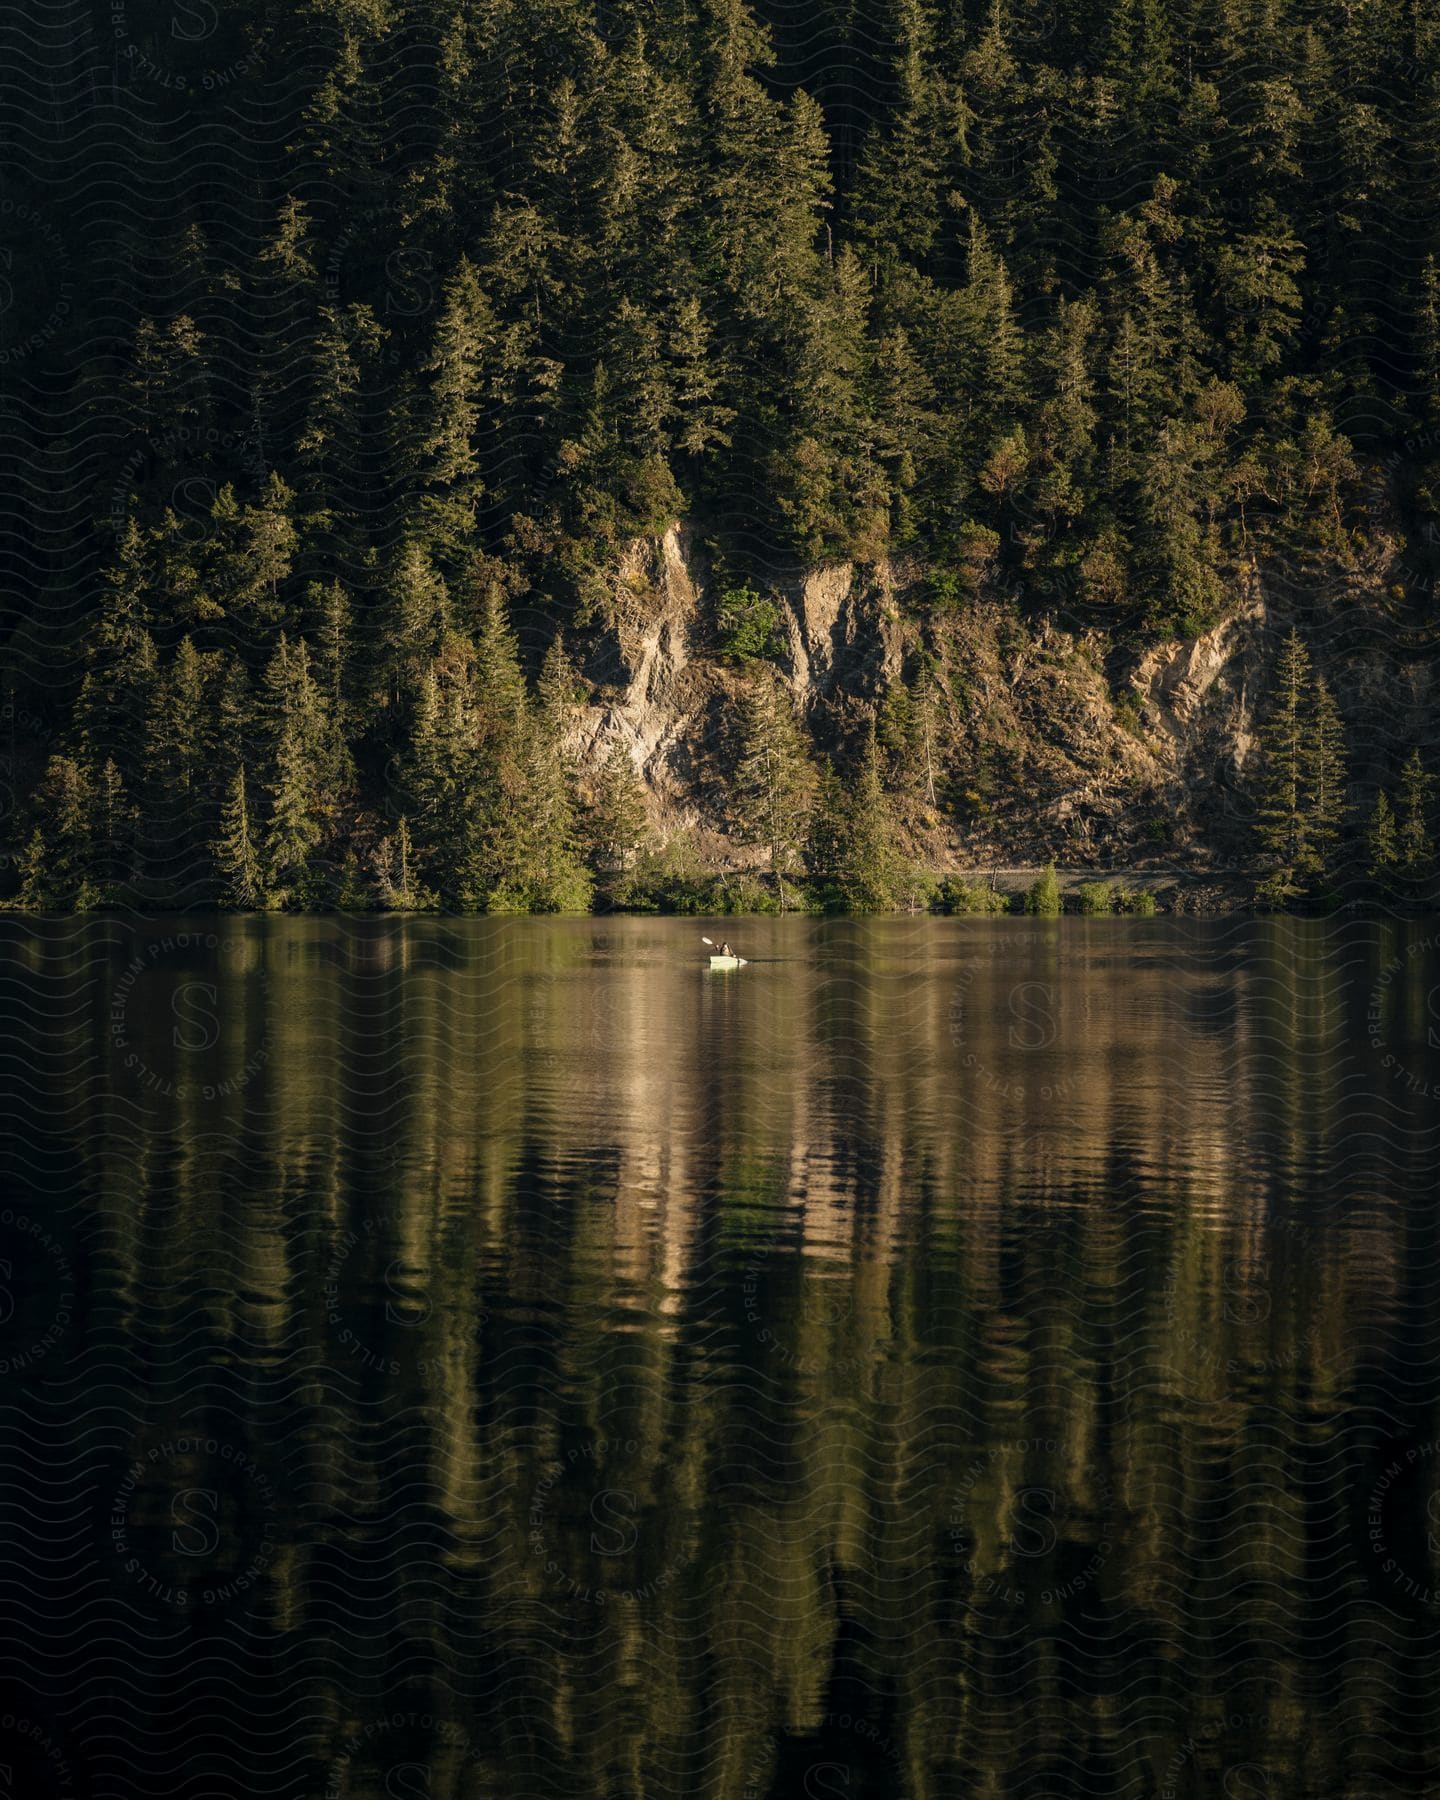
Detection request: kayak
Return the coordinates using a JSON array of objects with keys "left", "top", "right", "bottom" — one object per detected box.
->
[{"left": 709, "top": 954, "right": 747, "bottom": 969}]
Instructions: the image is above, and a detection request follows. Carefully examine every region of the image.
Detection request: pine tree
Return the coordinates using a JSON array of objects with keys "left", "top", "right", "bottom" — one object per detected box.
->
[
  {"left": 336, "top": 849, "right": 370, "bottom": 911},
  {"left": 297, "top": 304, "right": 387, "bottom": 471},
  {"left": 75, "top": 522, "right": 158, "bottom": 783},
  {"left": 257, "top": 637, "right": 350, "bottom": 905},
  {"left": 732, "top": 673, "right": 814, "bottom": 908},
  {"left": 1399, "top": 749, "right": 1435, "bottom": 873},
  {"left": 309, "top": 580, "right": 353, "bottom": 724},
  {"left": 18, "top": 758, "right": 99, "bottom": 910},
  {"left": 1303, "top": 676, "right": 1347, "bottom": 878},
  {"left": 140, "top": 637, "right": 213, "bottom": 898},
  {"left": 265, "top": 703, "right": 324, "bottom": 906},
  {"left": 120, "top": 315, "right": 211, "bottom": 445},
  {"left": 805, "top": 762, "right": 849, "bottom": 904},
  {"left": 227, "top": 474, "right": 299, "bottom": 632},
  {"left": 93, "top": 759, "right": 133, "bottom": 899},
  {"left": 216, "top": 657, "right": 252, "bottom": 779},
  {"left": 845, "top": 729, "right": 902, "bottom": 912},
  {"left": 496, "top": 637, "right": 594, "bottom": 913},
  {"left": 215, "top": 765, "right": 264, "bottom": 909},
  {"left": 587, "top": 741, "right": 649, "bottom": 899},
  {"left": 413, "top": 257, "right": 493, "bottom": 560},
  {"left": 374, "top": 816, "right": 436, "bottom": 910},
  {"left": 1366, "top": 790, "right": 1398, "bottom": 884},
  {"left": 387, "top": 542, "right": 450, "bottom": 702},
  {"left": 805, "top": 726, "right": 901, "bottom": 913},
  {"left": 1254, "top": 628, "right": 1313, "bottom": 883},
  {"left": 537, "top": 635, "right": 582, "bottom": 715},
  {"left": 508, "top": 722, "right": 594, "bottom": 913},
  {"left": 669, "top": 295, "right": 736, "bottom": 460},
  {"left": 471, "top": 582, "right": 531, "bottom": 743}
]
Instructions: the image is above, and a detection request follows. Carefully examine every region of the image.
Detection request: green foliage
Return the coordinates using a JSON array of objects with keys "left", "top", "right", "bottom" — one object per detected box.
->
[
  {"left": 1252, "top": 629, "right": 1350, "bottom": 893},
  {"left": 15, "top": 757, "right": 105, "bottom": 911},
  {"left": 1077, "top": 880, "right": 1114, "bottom": 915},
  {"left": 731, "top": 673, "right": 815, "bottom": 907},
  {"left": 1025, "top": 863, "right": 1063, "bottom": 916},
  {"left": 374, "top": 818, "right": 438, "bottom": 912},
  {"left": 937, "top": 878, "right": 1011, "bottom": 915},
  {"left": 214, "top": 766, "right": 265, "bottom": 910},
  {"left": 1366, "top": 789, "right": 1399, "bottom": 885},
  {"left": 804, "top": 729, "right": 904, "bottom": 913},
  {"left": 716, "top": 586, "right": 785, "bottom": 662},
  {"left": 624, "top": 833, "right": 727, "bottom": 914},
  {"left": 1398, "top": 750, "right": 1435, "bottom": 874},
  {"left": 1116, "top": 888, "right": 1158, "bottom": 916},
  {"left": 586, "top": 742, "right": 650, "bottom": 906}
]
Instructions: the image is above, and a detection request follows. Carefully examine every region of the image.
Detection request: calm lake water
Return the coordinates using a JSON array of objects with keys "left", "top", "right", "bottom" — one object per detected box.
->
[{"left": 2, "top": 914, "right": 1440, "bottom": 1797}]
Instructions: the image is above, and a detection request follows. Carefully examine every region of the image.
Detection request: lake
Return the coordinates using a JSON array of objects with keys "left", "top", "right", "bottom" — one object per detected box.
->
[{"left": 2, "top": 914, "right": 1438, "bottom": 1797}]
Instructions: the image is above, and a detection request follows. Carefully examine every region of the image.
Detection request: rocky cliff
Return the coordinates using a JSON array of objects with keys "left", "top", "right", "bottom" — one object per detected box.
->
[{"left": 551, "top": 523, "right": 1434, "bottom": 892}]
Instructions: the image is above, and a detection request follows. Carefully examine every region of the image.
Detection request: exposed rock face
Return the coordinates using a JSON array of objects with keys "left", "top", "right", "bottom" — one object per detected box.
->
[
  {"left": 1135, "top": 589, "right": 1267, "bottom": 743},
  {"left": 569, "top": 526, "right": 707, "bottom": 833},
  {"left": 561, "top": 525, "right": 1418, "bottom": 872},
  {"left": 569, "top": 533, "right": 911, "bottom": 841},
  {"left": 780, "top": 561, "right": 905, "bottom": 713}
]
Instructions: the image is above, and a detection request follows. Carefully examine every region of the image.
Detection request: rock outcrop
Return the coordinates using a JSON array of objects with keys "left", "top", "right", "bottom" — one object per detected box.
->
[{"left": 560, "top": 523, "right": 1423, "bottom": 876}]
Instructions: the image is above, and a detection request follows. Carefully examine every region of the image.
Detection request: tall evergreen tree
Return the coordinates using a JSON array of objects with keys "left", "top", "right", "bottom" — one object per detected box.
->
[
  {"left": 1365, "top": 789, "right": 1399, "bottom": 885},
  {"left": 1253, "top": 628, "right": 1314, "bottom": 883},
  {"left": 17, "top": 758, "right": 99, "bottom": 910},
  {"left": 413, "top": 258, "right": 494, "bottom": 561},
  {"left": 732, "top": 673, "right": 815, "bottom": 907},
  {"left": 1303, "top": 676, "right": 1347, "bottom": 878},
  {"left": 805, "top": 725, "right": 901, "bottom": 912},
  {"left": 1398, "top": 749, "right": 1435, "bottom": 874},
  {"left": 215, "top": 766, "right": 265, "bottom": 910},
  {"left": 586, "top": 742, "right": 649, "bottom": 900}
]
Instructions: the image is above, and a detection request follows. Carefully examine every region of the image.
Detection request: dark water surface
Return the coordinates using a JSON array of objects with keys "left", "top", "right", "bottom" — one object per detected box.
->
[{"left": 3, "top": 914, "right": 1440, "bottom": 1797}]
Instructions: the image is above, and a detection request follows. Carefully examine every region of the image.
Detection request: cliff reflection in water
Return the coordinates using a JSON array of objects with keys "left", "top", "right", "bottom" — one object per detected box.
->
[{"left": 1, "top": 915, "right": 1438, "bottom": 1798}]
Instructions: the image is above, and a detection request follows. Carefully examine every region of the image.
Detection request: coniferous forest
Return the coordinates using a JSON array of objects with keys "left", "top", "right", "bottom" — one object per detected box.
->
[{"left": 4, "top": 0, "right": 1440, "bottom": 910}]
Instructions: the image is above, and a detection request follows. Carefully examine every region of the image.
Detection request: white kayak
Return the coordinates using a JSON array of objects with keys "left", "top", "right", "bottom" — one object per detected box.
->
[{"left": 708, "top": 954, "right": 747, "bottom": 969}]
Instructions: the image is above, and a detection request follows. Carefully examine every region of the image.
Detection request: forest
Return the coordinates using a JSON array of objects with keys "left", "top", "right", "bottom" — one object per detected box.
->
[{"left": 2, "top": 0, "right": 1439, "bottom": 910}]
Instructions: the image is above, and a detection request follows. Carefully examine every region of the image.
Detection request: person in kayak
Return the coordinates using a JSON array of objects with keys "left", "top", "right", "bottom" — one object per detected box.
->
[{"left": 719, "top": 941, "right": 735, "bottom": 957}]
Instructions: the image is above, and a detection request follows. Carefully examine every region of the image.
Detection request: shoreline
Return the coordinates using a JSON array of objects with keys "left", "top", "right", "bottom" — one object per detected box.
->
[{"left": 1, "top": 891, "right": 1435, "bottom": 921}]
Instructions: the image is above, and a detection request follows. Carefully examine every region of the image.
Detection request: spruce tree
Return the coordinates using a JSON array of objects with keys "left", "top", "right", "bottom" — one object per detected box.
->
[
  {"left": 508, "top": 721, "right": 594, "bottom": 913},
  {"left": 308, "top": 579, "right": 353, "bottom": 722},
  {"left": 1366, "top": 790, "right": 1398, "bottom": 885},
  {"left": 1303, "top": 676, "right": 1347, "bottom": 879},
  {"left": 1399, "top": 749, "right": 1435, "bottom": 873},
  {"left": 413, "top": 258, "right": 493, "bottom": 560},
  {"left": 386, "top": 542, "right": 450, "bottom": 701},
  {"left": 75, "top": 523, "right": 158, "bottom": 785},
  {"left": 215, "top": 766, "right": 265, "bottom": 909},
  {"left": 229, "top": 474, "right": 299, "bottom": 632},
  {"left": 19, "top": 758, "right": 99, "bottom": 910},
  {"left": 1254, "top": 628, "right": 1313, "bottom": 885},
  {"left": 732, "top": 673, "right": 814, "bottom": 908},
  {"left": 587, "top": 742, "right": 649, "bottom": 900},
  {"left": 840, "top": 727, "right": 901, "bottom": 912},
  {"left": 374, "top": 816, "right": 436, "bottom": 911},
  {"left": 257, "top": 637, "right": 349, "bottom": 906},
  {"left": 93, "top": 759, "right": 132, "bottom": 899},
  {"left": 804, "top": 763, "right": 849, "bottom": 909},
  {"left": 806, "top": 727, "right": 901, "bottom": 913}
]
